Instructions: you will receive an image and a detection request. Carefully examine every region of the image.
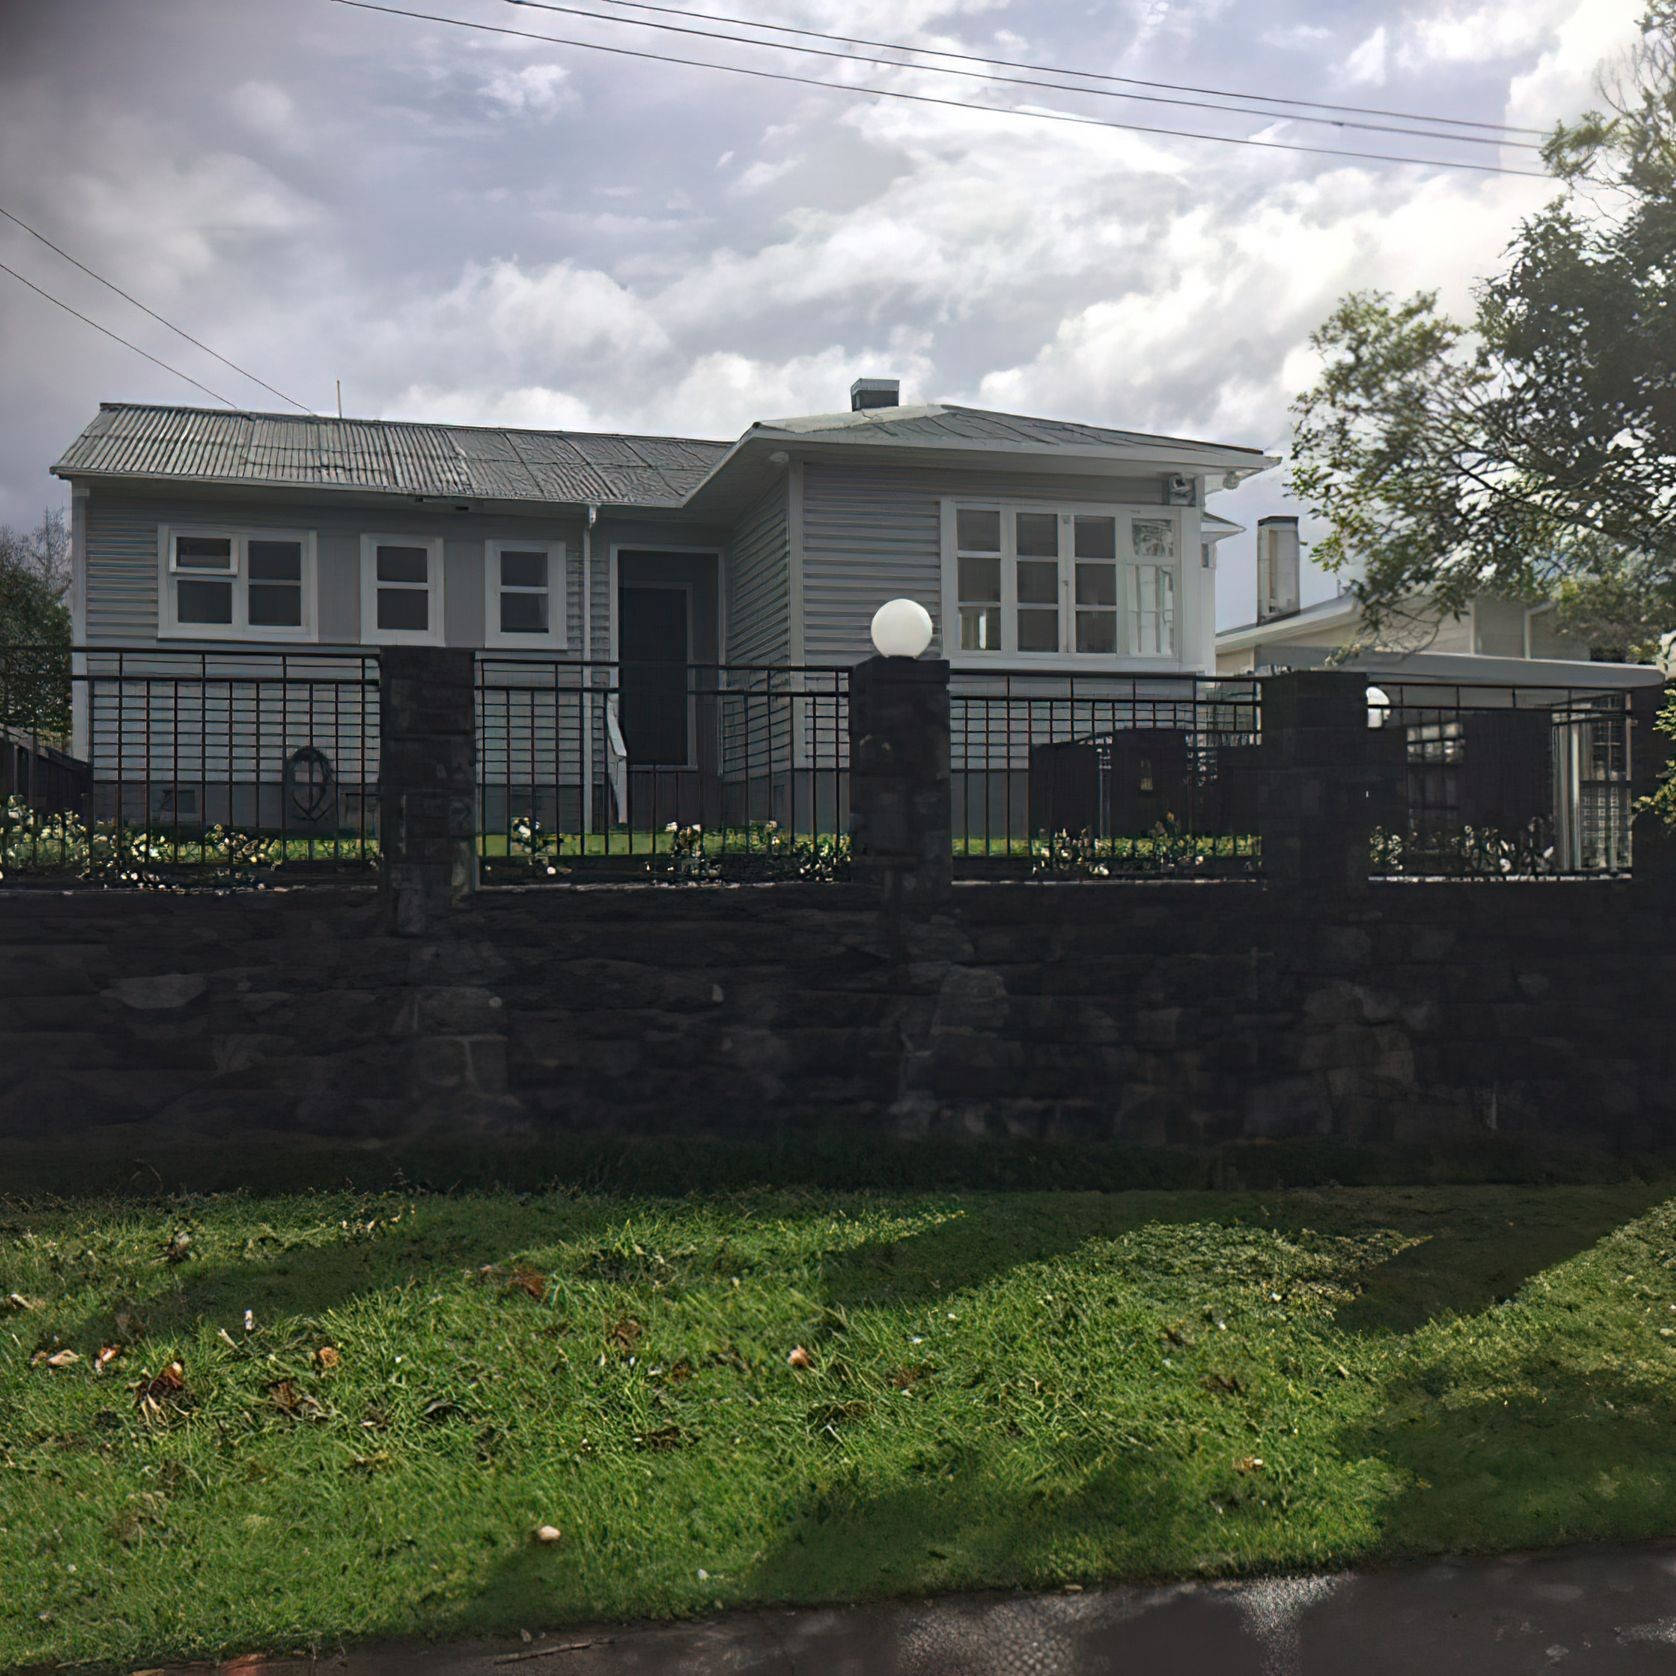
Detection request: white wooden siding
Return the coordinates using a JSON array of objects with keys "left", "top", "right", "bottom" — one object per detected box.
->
[
  {"left": 725, "top": 480, "right": 791, "bottom": 666},
  {"left": 800, "top": 462, "right": 1166, "bottom": 666}
]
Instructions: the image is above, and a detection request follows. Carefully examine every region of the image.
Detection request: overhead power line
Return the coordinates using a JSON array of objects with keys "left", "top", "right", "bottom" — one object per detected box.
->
[
  {"left": 0, "top": 260, "right": 237, "bottom": 408},
  {"left": 509, "top": 0, "right": 1545, "bottom": 149},
  {"left": 546, "top": 0, "right": 1550, "bottom": 138},
  {"left": 0, "top": 204, "right": 315, "bottom": 415},
  {"left": 335, "top": 1, "right": 1553, "bottom": 178}
]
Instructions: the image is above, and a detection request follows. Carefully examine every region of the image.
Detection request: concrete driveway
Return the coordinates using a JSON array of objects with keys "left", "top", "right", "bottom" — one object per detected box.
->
[{"left": 122, "top": 1541, "right": 1676, "bottom": 1675}]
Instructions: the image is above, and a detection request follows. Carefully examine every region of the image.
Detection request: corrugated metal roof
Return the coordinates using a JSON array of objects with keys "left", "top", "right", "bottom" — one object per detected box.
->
[
  {"left": 760, "top": 402, "right": 1269, "bottom": 459},
  {"left": 54, "top": 400, "right": 1272, "bottom": 510},
  {"left": 53, "top": 404, "right": 731, "bottom": 508}
]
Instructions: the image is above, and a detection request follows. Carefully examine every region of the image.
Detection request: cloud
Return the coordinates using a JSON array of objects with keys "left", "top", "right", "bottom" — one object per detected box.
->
[
  {"left": 481, "top": 61, "right": 574, "bottom": 119},
  {"left": 732, "top": 156, "right": 802, "bottom": 194},
  {"left": 1399, "top": 0, "right": 1567, "bottom": 67},
  {"left": 0, "top": 0, "right": 1646, "bottom": 634},
  {"left": 1342, "top": 26, "right": 1390, "bottom": 85},
  {"left": 1505, "top": 0, "right": 1645, "bottom": 127}
]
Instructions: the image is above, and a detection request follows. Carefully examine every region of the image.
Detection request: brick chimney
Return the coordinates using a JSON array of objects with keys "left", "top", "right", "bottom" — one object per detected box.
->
[
  {"left": 850, "top": 377, "right": 900, "bottom": 412},
  {"left": 1256, "top": 516, "right": 1301, "bottom": 623}
]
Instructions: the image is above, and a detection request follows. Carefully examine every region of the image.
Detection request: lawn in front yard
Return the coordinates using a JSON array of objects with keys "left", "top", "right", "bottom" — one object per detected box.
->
[{"left": 5, "top": 1183, "right": 1676, "bottom": 1669}]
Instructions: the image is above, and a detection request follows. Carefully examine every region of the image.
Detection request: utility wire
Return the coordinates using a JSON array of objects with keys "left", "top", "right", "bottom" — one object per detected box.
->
[
  {"left": 0, "top": 260, "right": 238, "bottom": 407},
  {"left": 336, "top": 1, "right": 1554, "bottom": 178},
  {"left": 508, "top": 0, "right": 1544, "bottom": 149},
  {"left": 526, "top": 0, "right": 1548, "bottom": 137},
  {"left": 0, "top": 204, "right": 315, "bottom": 415}
]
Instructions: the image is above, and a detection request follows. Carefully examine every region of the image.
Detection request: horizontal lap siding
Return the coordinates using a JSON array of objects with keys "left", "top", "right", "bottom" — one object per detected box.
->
[
  {"left": 476, "top": 666, "right": 591, "bottom": 789},
  {"left": 725, "top": 482, "right": 790, "bottom": 667},
  {"left": 86, "top": 504, "right": 159, "bottom": 640},
  {"left": 83, "top": 653, "right": 379, "bottom": 784},
  {"left": 81, "top": 492, "right": 588, "bottom": 793},
  {"left": 800, "top": 463, "right": 1163, "bottom": 666},
  {"left": 723, "top": 482, "right": 792, "bottom": 783},
  {"left": 84, "top": 491, "right": 589, "bottom": 651}
]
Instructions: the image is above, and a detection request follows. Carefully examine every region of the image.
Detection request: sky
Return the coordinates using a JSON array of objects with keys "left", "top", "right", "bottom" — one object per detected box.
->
[{"left": 0, "top": 0, "right": 1645, "bottom": 626}]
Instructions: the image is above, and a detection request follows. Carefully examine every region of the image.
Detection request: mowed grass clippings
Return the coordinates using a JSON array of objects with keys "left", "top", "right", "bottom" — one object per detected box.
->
[{"left": 4, "top": 1184, "right": 1676, "bottom": 1669}]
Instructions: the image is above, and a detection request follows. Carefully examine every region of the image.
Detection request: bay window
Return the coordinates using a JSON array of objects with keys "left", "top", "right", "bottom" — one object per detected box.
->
[
  {"left": 944, "top": 503, "right": 1183, "bottom": 662},
  {"left": 159, "top": 526, "right": 314, "bottom": 640}
]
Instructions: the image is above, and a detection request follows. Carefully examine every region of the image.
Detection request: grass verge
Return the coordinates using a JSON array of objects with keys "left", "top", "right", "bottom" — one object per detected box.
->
[{"left": 5, "top": 1183, "right": 1676, "bottom": 1670}]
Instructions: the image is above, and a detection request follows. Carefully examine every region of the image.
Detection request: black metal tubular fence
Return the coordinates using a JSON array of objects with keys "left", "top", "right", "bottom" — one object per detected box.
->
[
  {"left": 1365, "top": 677, "right": 1635, "bottom": 879},
  {"left": 0, "top": 645, "right": 379, "bottom": 882},
  {"left": 474, "top": 657, "right": 850, "bottom": 881},
  {"left": 1, "top": 646, "right": 1652, "bottom": 889},
  {"left": 950, "top": 673, "right": 1264, "bottom": 878}
]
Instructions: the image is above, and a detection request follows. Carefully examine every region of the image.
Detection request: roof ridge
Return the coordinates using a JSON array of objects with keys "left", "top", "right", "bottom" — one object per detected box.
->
[
  {"left": 93, "top": 400, "right": 730, "bottom": 450},
  {"left": 939, "top": 401, "right": 1271, "bottom": 456}
]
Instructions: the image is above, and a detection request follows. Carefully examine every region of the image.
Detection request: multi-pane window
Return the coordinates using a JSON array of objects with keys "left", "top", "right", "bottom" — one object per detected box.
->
[
  {"left": 1072, "top": 515, "right": 1118, "bottom": 654},
  {"left": 1016, "top": 510, "right": 1059, "bottom": 653},
  {"left": 485, "top": 540, "right": 566, "bottom": 646},
  {"left": 361, "top": 536, "right": 444, "bottom": 644},
  {"left": 955, "top": 509, "right": 1002, "bottom": 651},
  {"left": 945, "top": 505, "right": 1182, "bottom": 661},
  {"left": 1131, "top": 518, "right": 1178, "bottom": 657},
  {"left": 161, "top": 528, "right": 312, "bottom": 639},
  {"left": 247, "top": 540, "right": 305, "bottom": 628}
]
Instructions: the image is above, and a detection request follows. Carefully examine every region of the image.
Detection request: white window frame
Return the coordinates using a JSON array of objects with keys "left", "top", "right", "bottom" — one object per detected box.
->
[
  {"left": 360, "top": 534, "right": 446, "bottom": 646},
  {"left": 484, "top": 539, "right": 568, "bottom": 649},
  {"left": 940, "top": 500, "right": 1185, "bottom": 670},
  {"left": 157, "top": 524, "right": 318, "bottom": 642}
]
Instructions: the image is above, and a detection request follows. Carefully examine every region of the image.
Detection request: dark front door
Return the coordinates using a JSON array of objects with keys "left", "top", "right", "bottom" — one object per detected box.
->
[{"left": 619, "top": 586, "right": 690, "bottom": 765}]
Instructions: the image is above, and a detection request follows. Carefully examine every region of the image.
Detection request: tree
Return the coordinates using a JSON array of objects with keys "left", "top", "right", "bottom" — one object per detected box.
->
[
  {"left": 1289, "top": 6, "right": 1676, "bottom": 653},
  {"left": 1548, "top": 537, "right": 1676, "bottom": 661},
  {"left": 0, "top": 509, "right": 73, "bottom": 744}
]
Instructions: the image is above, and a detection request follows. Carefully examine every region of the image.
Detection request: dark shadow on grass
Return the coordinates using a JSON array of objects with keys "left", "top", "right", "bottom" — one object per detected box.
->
[
  {"left": 50, "top": 1195, "right": 637, "bottom": 1357},
  {"left": 818, "top": 1192, "right": 1204, "bottom": 1310},
  {"left": 1317, "top": 1183, "right": 1672, "bottom": 1336},
  {"left": 822, "top": 1185, "right": 1672, "bottom": 1334},
  {"left": 1335, "top": 1367, "right": 1676, "bottom": 1556}
]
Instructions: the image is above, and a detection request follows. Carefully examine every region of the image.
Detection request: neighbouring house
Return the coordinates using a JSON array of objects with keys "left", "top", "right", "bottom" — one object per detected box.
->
[
  {"left": 1214, "top": 515, "right": 1661, "bottom": 688},
  {"left": 1213, "top": 517, "right": 1662, "bottom": 873},
  {"left": 48, "top": 381, "right": 1273, "bottom": 840}
]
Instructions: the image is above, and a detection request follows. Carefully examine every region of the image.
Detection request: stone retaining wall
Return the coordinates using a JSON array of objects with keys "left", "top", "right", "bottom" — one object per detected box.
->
[{"left": 1, "top": 881, "right": 1669, "bottom": 1152}]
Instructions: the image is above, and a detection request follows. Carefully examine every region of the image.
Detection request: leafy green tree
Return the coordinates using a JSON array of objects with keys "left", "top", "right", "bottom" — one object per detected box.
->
[
  {"left": 1290, "top": 6, "right": 1676, "bottom": 651},
  {"left": 0, "top": 509, "right": 73, "bottom": 744}
]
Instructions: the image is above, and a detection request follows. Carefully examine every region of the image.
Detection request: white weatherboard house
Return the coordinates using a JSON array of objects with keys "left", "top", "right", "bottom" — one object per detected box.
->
[
  {"left": 1216, "top": 516, "right": 1663, "bottom": 692},
  {"left": 51, "top": 380, "right": 1273, "bottom": 835}
]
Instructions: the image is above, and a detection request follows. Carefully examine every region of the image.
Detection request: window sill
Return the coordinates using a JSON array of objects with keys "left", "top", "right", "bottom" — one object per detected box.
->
[{"left": 158, "top": 625, "right": 318, "bottom": 644}]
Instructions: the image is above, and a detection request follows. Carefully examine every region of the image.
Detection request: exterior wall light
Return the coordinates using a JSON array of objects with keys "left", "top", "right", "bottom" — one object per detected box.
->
[{"left": 871, "top": 597, "right": 934, "bottom": 659}]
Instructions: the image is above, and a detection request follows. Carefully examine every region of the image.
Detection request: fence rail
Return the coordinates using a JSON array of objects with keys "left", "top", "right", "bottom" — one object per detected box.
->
[
  {"left": 1, "top": 645, "right": 380, "bottom": 882},
  {"left": 0, "top": 646, "right": 1660, "bottom": 888},
  {"left": 950, "top": 673, "right": 1263, "bottom": 878},
  {"left": 1364, "top": 677, "right": 1634, "bottom": 879},
  {"left": 474, "top": 656, "right": 850, "bottom": 882}
]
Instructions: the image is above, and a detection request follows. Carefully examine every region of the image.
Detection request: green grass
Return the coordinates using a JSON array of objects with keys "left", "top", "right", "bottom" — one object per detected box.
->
[{"left": 5, "top": 1183, "right": 1676, "bottom": 1669}]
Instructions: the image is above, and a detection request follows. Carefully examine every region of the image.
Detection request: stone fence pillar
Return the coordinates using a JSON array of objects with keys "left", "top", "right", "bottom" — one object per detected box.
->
[
  {"left": 1258, "top": 670, "right": 1381, "bottom": 895},
  {"left": 379, "top": 647, "right": 477, "bottom": 934},
  {"left": 848, "top": 654, "right": 952, "bottom": 913},
  {"left": 1631, "top": 681, "right": 1675, "bottom": 892}
]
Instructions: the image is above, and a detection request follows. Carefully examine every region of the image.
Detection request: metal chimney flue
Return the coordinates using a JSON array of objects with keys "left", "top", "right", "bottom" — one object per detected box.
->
[
  {"left": 1256, "top": 516, "right": 1301, "bottom": 623},
  {"left": 850, "top": 377, "right": 900, "bottom": 412}
]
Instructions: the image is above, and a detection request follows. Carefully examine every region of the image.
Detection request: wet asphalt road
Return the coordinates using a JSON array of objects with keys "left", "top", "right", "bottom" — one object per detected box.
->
[{"left": 110, "top": 1541, "right": 1676, "bottom": 1674}]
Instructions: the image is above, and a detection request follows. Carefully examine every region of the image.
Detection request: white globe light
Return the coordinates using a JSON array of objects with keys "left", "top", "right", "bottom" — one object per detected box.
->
[
  {"left": 870, "top": 597, "right": 934, "bottom": 659},
  {"left": 1366, "top": 684, "right": 1391, "bottom": 729}
]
